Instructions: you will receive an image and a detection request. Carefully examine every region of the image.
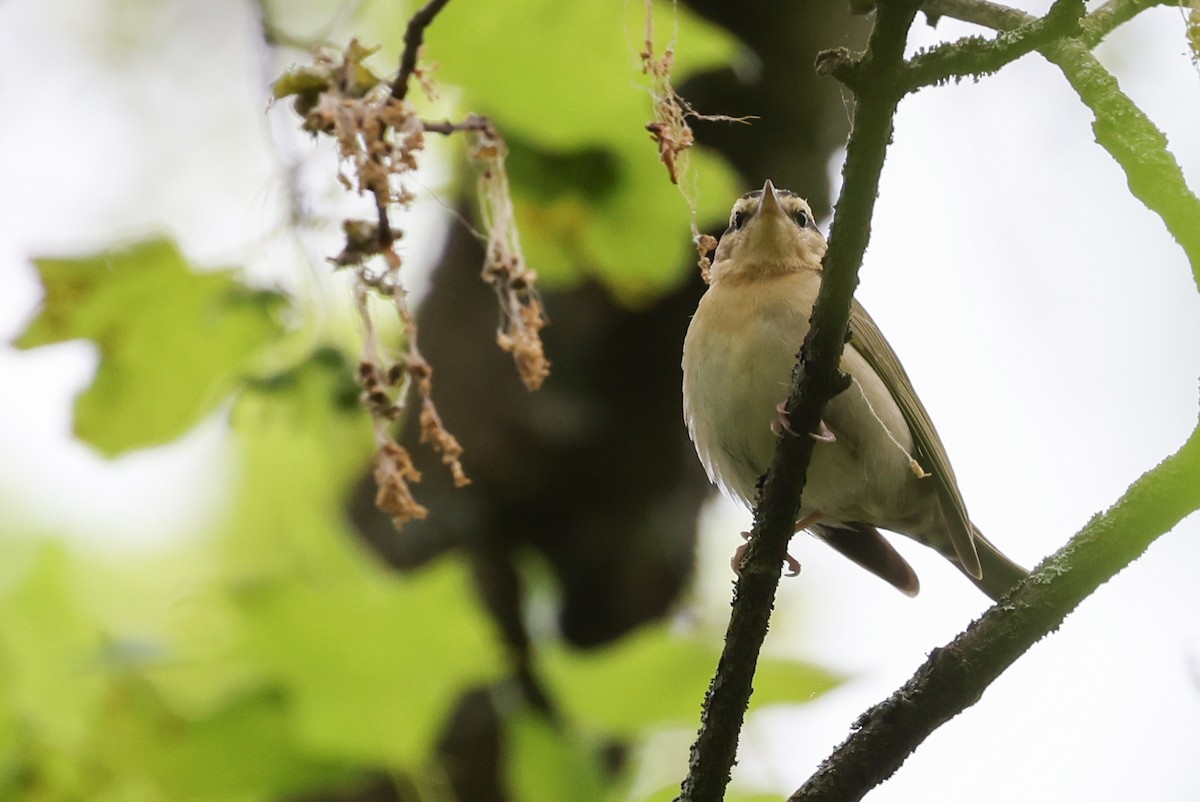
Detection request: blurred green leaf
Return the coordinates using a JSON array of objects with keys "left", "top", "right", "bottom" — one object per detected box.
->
[
  {"left": 360, "top": 0, "right": 742, "bottom": 301},
  {"left": 0, "top": 544, "right": 105, "bottom": 755},
  {"left": 0, "top": 552, "right": 101, "bottom": 802},
  {"left": 236, "top": 561, "right": 504, "bottom": 767},
  {"left": 272, "top": 63, "right": 333, "bottom": 99},
  {"left": 211, "top": 349, "right": 505, "bottom": 767},
  {"left": 394, "top": 0, "right": 731, "bottom": 147},
  {"left": 14, "top": 239, "right": 284, "bottom": 456},
  {"left": 0, "top": 339, "right": 506, "bottom": 795},
  {"left": 98, "top": 681, "right": 349, "bottom": 801},
  {"left": 220, "top": 346, "right": 370, "bottom": 578},
  {"left": 544, "top": 623, "right": 841, "bottom": 736},
  {"left": 506, "top": 711, "right": 608, "bottom": 802}
]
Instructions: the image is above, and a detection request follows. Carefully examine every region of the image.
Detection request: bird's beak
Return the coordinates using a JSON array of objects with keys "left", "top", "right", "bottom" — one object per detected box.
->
[{"left": 758, "top": 179, "right": 784, "bottom": 219}]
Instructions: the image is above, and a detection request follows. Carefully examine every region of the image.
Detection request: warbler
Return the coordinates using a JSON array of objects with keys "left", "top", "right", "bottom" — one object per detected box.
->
[{"left": 682, "top": 180, "right": 1027, "bottom": 600}]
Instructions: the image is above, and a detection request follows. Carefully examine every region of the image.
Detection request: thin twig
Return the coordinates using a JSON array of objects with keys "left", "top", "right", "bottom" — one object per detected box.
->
[
  {"left": 391, "top": 0, "right": 454, "bottom": 100},
  {"left": 902, "top": 0, "right": 1084, "bottom": 91},
  {"left": 1079, "top": 0, "right": 1184, "bottom": 46},
  {"left": 926, "top": 0, "right": 1186, "bottom": 43},
  {"left": 421, "top": 114, "right": 494, "bottom": 136},
  {"left": 925, "top": 0, "right": 1200, "bottom": 282},
  {"left": 674, "top": 3, "right": 926, "bottom": 800}
]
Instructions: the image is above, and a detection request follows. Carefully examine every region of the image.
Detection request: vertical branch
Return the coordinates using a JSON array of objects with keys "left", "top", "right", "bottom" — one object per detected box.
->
[{"left": 674, "top": 3, "right": 925, "bottom": 801}]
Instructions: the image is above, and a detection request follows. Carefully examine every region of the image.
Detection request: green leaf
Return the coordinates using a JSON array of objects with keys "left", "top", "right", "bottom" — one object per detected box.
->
[
  {"left": 149, "top": 348, "right": 503, "bottom": 768},
  {"left": 361, "top": 0, "right": 742, "bottom": 301},
  {"left": 395, "top": 0, "right": 731, "bottom": 148},
  {"left": 220, "top": 346, "right": 374, "bottom": 577},
  {"left": 99, "top": 681, "right": 349, "bottom": 801},
  {"left": 14, "top": 238, "right": 284, "bottom": 456},
  {"left": 235, "top": 559, "right": 505, "bottom": 766},
  {"left": 544, "top": 624, "right": 841, "bottom": 736},
  {"left": 0, "top": 544, "right": 106, "bottom": 753},
  {"left": 505, "top": 712, "right": 609, "bottom": 802}
]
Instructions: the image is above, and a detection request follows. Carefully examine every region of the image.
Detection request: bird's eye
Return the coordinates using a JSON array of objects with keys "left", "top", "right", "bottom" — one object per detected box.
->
[
  {"left": 791, "top": 210, "right": 809, "bottom": 228},
  {"left": 731, "top": 210, "right": 748, "bottom": 230}
]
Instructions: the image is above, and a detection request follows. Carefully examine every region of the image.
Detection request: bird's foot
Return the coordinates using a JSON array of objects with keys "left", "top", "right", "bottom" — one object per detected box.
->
[
  {"left": 769, "top": 402, "right": 837, "bottom": 444},
  {"left": 811, "top": 420, "right": 837, "bottom": 443},
  {"left": 731, "top": 530, "right": 802, "bottom": 577},
  {"left": 770, "top": 402, "right": 796, "bottom": 437}
]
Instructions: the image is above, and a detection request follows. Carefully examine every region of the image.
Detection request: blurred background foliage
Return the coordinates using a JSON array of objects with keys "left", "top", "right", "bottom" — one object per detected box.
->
[{"left": 1, "top": 0, "right": 868, "bottom": 799}]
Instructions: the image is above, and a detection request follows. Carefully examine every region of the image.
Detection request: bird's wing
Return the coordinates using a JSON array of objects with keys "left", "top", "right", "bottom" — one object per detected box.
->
[{"left": 848, "top": 299, "right": 981, "bottom": 578}]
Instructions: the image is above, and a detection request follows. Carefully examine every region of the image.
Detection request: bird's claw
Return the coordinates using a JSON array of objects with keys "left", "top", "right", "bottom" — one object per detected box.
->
[
  {"left": 811, "top": 420, "right": 837, "bottom": 443},
  {"left": 770, "top": 402, "right": 797, "bottom": 437},
  {"left": 770, "top": 402, "right": 836, "bottom": 444},
  {"left": 731, "top": 530, "right": 802, "bottom": 578}
]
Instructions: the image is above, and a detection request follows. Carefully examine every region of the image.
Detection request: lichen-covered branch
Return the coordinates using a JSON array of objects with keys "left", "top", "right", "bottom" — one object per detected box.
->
[
  {"left": 925, "top": 0, "right": 1200, "bottom": 284},
  {"left": 781, "top": 1, "right": 1200, "bottom": 797},
  {"left": 902, "top": 0, "right": 1084, "bottom": 91},
  {"left": 674, "top": 3, "right": 927, "bottom": 800},
  {"left": 677, "top": 1, "right": 1200, "bottom": 799},
  {"left": 790, "top": 423, "right": 1200, "bottom": 802}
]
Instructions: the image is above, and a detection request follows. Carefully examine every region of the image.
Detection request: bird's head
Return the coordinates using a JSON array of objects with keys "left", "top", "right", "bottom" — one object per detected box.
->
[{"left": 710, "top": 180, "right": 826, "bottom": 283}]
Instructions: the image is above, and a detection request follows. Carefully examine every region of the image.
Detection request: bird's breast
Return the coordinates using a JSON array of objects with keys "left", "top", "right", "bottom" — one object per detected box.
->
[
  {"left": 682, "top": 271, "right": 920, "bottom": 527},
  {"left": 682, "top": 273, "right": 818, "bottom": 505}
]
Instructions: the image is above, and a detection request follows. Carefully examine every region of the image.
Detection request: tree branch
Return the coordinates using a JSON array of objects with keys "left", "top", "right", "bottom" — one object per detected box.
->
[
  {"left": 390, "top": 0, "right": 453, "bottom": 100},
  {"left": 420, "top": 114, "right": 494, "bottom": 136},
  {"left": 926, "top": 0, "right": 1185, "bottom": 43},
  {"left": 781, "top": 2, "right": 1200, "bottom": 797},
  {"left": 790, "top": 423, "right": 1200, "bottom": 801},
  {"left": 674, "top": 3, "right": 926, "bottom": 800},
  {"left": 673, "top": 1, "right": 1198, "bottom": 798},
  {"left": 902, "top": 0, "right": 1084, "bottom": 91},
  {"left": 925, "top": 0, "right": 1200, "bottom": 285}
]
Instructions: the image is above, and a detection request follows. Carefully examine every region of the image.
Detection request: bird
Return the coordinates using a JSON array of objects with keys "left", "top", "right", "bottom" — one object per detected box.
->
[{"left": 681, "top": 180, "right": 1027, "bottom": 601}]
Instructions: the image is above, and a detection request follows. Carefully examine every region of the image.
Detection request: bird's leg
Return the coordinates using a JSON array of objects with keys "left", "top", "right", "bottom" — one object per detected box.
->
[
  {"left": 770, "top": 401, "right": 837, "bottom": 443},
  {"left": 794, "top": 511, "right": 824, "bottom": 532}
]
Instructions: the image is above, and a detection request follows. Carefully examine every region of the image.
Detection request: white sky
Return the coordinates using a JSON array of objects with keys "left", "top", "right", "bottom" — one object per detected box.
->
[{"left": 1, "top": 1, "right": 1198, "bottom": 800}]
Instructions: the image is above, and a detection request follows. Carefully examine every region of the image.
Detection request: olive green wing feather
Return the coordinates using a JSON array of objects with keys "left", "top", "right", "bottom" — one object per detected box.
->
[{"left": 848, "top": 300, "right": 981, "bottom": 578}]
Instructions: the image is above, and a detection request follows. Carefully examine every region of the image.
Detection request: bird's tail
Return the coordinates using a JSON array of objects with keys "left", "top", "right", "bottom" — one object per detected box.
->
[
  {"left": 810, "top": 522, "right": 921, "bottom": 597},
  {"left": 964, "top": 525, "right": 1029, "bottom": 602}
]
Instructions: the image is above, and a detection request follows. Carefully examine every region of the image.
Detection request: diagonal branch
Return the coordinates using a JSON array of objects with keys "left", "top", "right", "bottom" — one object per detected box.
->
[
  {"left": 925, "top": 0, "right": 1200, "bottom": 287},
  {"left": 901, "top": 0, "right": 1084, "bottom": 91},
  {"left": 674, "top": 3, "right": 926, "bottom": 800},
  {"left": 785, "top": 2, "right": 1200, "bottom": 798},
  {"left": 790, "top": 422, "right": 1200, "bottom": 801}
]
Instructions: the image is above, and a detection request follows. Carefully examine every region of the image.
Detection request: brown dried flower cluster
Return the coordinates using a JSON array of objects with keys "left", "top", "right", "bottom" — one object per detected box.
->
[
  {"left": 471, "top": 124, "right": 551, "bottom": 391},
  {"left": 373, "top": 442, "right": 427, "bottom": 525},
  {"left": 695, "top": 232, "right": 719, "bottom": 285},
  {"left": 639, "top": 1, "right": 748, "bottom": 283},
  {"left": 275, "top": 35, "right": 548, "bottom": 530},
  {"left": 641, "top": 36, "right": 692, "bottom": 187}
]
